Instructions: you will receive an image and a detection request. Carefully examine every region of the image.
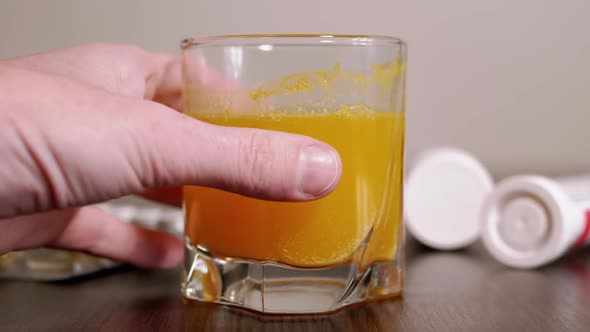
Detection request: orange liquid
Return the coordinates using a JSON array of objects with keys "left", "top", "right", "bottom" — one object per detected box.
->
[{"left": 184, "top": 106, "right": 404, "bottom": 267}]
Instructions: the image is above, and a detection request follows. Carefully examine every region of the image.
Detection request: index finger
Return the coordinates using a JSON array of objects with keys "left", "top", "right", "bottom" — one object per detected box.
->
[{"left": 3, "top": 43, "right": 183, "bottom": 110}]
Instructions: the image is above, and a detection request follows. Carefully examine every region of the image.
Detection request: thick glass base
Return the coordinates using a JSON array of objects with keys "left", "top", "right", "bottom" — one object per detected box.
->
[{"left": 181, "top": 239, "right": 402, "bottom": 314}]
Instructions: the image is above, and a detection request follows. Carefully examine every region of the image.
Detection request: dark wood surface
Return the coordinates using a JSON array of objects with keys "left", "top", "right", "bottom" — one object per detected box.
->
[{"left": 2, "top": 238, "right": 590, "bottom": 332}]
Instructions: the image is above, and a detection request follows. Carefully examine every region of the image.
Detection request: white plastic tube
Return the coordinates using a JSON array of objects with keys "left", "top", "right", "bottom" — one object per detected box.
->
[{"left": 481, "top": 175, "right": 590, "bottom": 269}]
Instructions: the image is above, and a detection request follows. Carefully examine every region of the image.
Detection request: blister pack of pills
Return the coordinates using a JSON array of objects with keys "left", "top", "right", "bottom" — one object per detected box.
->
[{"left": 0, "top": 196, "right": 183, "bottom": 281}]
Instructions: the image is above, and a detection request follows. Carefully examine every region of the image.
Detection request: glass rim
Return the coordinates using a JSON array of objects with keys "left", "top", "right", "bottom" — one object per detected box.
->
[{"left": 181, "top": 34, "right": 406, "bottom": 49}]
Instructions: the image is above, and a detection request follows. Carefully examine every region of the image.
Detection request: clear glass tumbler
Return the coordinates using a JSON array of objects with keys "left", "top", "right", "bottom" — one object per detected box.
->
[{"left": 181, "top": 34, "right": 406, "bottom": 314}]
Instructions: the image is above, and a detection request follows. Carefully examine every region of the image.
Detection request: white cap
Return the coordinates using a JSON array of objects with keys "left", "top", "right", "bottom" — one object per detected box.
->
[
  {"left": 481, "top": 175, "right": 573, "bottom": 269},
  {"left": 404, "top": 148, "right": 494, "bottom": 250}
]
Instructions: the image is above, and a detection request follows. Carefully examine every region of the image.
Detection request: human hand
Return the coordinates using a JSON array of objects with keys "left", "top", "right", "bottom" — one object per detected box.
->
[{"left": 0, "top": 43, "right": 342, "bottom": 268}]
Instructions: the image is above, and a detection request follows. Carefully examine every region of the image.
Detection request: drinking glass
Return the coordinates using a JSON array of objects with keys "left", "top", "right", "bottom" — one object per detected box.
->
[{"left": 181, "top": 34, "right": 406, "bottom": 314}]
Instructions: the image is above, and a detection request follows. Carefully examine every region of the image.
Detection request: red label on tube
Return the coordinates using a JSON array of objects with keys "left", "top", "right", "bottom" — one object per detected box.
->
[{"left": 573, "top": 210, "right": 590, "bottom": 249}]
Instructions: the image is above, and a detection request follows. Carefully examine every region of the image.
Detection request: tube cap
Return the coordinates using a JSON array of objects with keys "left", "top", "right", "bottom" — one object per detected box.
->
[
  {"left": 481, "top": 175, "right": 571, "bottom": 269},
  {"left": 404, "top": 148, "right": 494, "bottom": 250}
]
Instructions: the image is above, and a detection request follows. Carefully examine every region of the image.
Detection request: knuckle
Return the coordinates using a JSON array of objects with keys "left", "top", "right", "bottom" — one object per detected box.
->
[{"left": 237, "top": 131, "right": 277, "bottom": 195}]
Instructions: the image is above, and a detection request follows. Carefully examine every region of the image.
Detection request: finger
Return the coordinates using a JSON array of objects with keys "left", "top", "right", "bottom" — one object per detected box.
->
[
  {"left": 52, "top": 207, "right": 183, "bottom": 268},
  {"left": 3, "top": 43, "right": 183, "bottom": 110},
  {"left": 0, "top": 207, "right": 183, "bottom": 269},
  {"left": 3, "top": 43, "right": 250, "bottom": 113},
  {"left": 144, "top": 52, "right": 183, "bottom": 110},
  {"left": 124, "top": 101, "right": 343, "bottom": 202},
  {"left": 3, "top": 44, "right": 156, "bottom": 98},
  {"left": 180, "top": 50, "right": 257, "bottom": 116}
]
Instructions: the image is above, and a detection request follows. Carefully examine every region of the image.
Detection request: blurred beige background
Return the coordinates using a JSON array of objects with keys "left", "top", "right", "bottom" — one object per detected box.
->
[{"left": 2, "top": 0, "right": 589, "bottom": 178}]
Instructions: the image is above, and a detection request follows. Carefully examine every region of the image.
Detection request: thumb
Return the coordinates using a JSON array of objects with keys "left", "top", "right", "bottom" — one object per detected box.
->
[
  {"left": 130, "top": 101, "right": 343, "bottom": 202},
  {"left": 1, "top": 74, "right": 342, "bottom": 218}
]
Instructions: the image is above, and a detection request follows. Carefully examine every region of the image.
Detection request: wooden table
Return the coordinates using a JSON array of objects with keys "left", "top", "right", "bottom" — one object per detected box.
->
[{"left": 2, "top": 238, "right": 590, "bottom": 331}]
